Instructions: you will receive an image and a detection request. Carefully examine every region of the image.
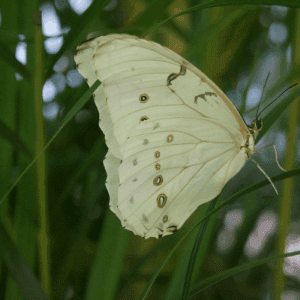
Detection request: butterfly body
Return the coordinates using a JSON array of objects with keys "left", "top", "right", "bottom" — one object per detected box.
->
[{"left": 75, "top": 34, "right": 256, "bottom": 238}]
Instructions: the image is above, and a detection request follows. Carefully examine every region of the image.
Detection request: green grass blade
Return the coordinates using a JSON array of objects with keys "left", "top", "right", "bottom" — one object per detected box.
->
[
  {"left": 189, "top": 250, "right": 300, "bottom": 298},
  {"left": 85, "top": 211, "right": 130, "bottom": 300},
  {"left": 181, "top": 197, "right": 219, "bottom": 299},
  {"left": 127, "top": 0, "right": 176, "bottom": 36},
  {"left": 162, "top": 204, "right": 211, "bottom": 300},
  {"left": 139, "top": 168, "right": 300, "bottom": 299},
  {"left": 34, "top": 11, "right": 51, "bottom": 296},
  {"left": 144, "top": 0, "right": 300, "bottom": 37}
]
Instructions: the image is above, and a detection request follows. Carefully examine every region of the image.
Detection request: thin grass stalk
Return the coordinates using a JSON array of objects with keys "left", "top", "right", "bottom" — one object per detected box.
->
[
  {"left": 181, "top": 196, "right": 219, "bottom": 299},
  {"left": 274, "top": 11, "right": 300, "bottom": 300},
  {"left": 34, "top": 11, "right": 50, "bottom": 296},
  {"left": 0, "top": 1, "right": 18, "bottom": 242}
]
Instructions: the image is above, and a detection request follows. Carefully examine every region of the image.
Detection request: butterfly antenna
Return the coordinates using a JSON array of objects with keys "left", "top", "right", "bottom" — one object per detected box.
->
[
  {"left": 256, "top": 73, "right": 271, "bottom": 121},
  {"left": 249, "top": 156, "right": 278, "bottom": 195},
  {"left": 257, "top": 83, "right": 298, "bottom": 119}
]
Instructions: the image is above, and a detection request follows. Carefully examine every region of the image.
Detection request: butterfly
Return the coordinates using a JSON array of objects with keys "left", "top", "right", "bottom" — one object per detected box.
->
[{"left": 74, "top": 34, "right": 264, "bottom": 239}]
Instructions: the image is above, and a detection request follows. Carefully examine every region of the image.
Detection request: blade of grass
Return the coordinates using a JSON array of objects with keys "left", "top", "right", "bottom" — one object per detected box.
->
[
  {"left": 181, "top": 196, "right": 219, "bottom": 299},
  {"left": 126, "top": 0, "right": 176, "bottom": 36},
  {"left": 0, "top": 0, "right": 19, "bottom": 286},
  {"left": 143, "top": 0, "right": 300, "bottom": 37},
  {"left": 163, "top": 203, "right": 211, "bottom": 300},
  {"left": 139, "top": 168, "right": 300, "bottom": 299},
  {"left": 188, "top": 250, "right": 300, "bottom": 298},
  {"left": 34, "top": 11, "right": 50, "bottom": 296},
  {"left": 274, "top": 11, "right": 300, "bottom": 299},
  {"left": 5, "top": 3, "right": 38, "bottom": 298},
  {"left": 85, "top": 211, "right": 130, "bottom": 300},
  {"left": 139, "top": 54, "right": 300, "bottom": 297},
  {"left": 187, "top": 6, "right": 261, "bottom": 79}
]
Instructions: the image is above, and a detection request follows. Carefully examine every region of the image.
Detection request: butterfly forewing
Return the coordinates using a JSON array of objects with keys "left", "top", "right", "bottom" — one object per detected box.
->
[{"left": 75, "top": 34, "right": 251, "bottom": 238}]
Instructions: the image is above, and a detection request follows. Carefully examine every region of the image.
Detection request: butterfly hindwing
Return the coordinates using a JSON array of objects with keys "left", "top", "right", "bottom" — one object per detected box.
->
[{"left": 115, "top": 118, "right": 245, "bottom": 238}]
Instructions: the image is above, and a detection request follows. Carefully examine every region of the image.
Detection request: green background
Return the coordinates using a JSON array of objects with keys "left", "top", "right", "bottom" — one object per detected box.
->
[{"left": 0, "top": 1, "right": 300, "bottom": 299}]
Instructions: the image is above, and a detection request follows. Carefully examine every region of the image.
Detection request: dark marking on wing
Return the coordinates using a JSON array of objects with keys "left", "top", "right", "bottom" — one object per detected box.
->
[
  {"left": 194, "top": 92, "right": 217, "bottom": 104},
  {"left": 167, "top": 225, "right": 178, "bottom": 233},
  {"left": 167, "top": 65, "right": 186, "bottom": 86}
]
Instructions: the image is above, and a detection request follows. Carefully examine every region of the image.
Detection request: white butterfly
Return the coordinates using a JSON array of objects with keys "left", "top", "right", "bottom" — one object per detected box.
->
[{"left": 74, "top": 34, "right": 263, "bottom": 239}]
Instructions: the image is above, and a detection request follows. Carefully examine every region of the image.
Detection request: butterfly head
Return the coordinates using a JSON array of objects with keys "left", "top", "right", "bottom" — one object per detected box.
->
[
  {"left": 248, "top": 118, "right": 262, "bottom": 140},
  {"left": 243, "top": 118, "right": 262, "bottom": 156}
]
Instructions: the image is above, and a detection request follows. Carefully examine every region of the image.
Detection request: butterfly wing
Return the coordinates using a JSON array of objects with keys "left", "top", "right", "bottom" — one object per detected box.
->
[{"left": 75, "top": 34, "right": 250, "bottom": 238}]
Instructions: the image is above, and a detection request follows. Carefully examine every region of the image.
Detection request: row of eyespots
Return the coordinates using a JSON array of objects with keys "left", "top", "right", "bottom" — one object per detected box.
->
[
  {"left": 139, "top": 93, "right": 174, "bottom": 143},
  {"left": 142, "top": 134, "right": 173, "bottom": 150},
  {"left": 154, "top": 151, "right": 168, "bottom": 223},
  {"left": 138, "top": 93, "right": 175, "bottom": 225},
  {"left": 139, "top": 94, "right": 149, "bottom": 122}
]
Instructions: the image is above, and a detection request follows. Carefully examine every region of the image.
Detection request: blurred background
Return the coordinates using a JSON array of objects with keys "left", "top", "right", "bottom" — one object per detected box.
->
[{"left": 0, "top": 1, "right": 300, "bottom": 299}]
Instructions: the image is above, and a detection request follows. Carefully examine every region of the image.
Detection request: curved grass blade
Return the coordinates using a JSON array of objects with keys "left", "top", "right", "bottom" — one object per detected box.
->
[
  {"left": 143, "top": 0, "right": 300, "bottom": 37},
  {"left": 181, "top": 196, "right": 219, "bottom": 299},
  {"left": 179, "top": 83, "right": 300, "bottom": 298},
  {"left": 139, "top": 168, "right": 300, "bottom": 300},
  {"left": 188, "top": 250, "right": 300, "bottom": 298}
]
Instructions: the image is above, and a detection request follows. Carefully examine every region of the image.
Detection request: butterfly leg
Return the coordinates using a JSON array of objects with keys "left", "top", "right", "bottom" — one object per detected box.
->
[{"left": 254, "top": 144, "right": 286, "bottom": 172}]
